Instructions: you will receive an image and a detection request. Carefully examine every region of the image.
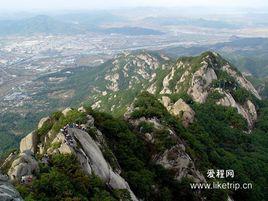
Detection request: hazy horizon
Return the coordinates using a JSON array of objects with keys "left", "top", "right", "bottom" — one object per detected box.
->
[{"left": 1, "top": 0, "right": 268, "bottom": 11}]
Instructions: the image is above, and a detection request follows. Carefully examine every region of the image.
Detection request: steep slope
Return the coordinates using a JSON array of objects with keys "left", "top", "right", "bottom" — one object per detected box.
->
[
  {"left": 1, "top": 51, "right": 267, "bottom": 201},
  {"left": 4, "top": 91, "right": 268, "bottom": 201},
  {"left": 151, "top": 52, "right": 260, "bottom": 129},
  {"left": 88, "top": 50, "right": 171, "bottom": 114},
  {"left": 89, "top": 51, "right": 260, "bottom": 129},
  {"left": 6, "top": 108, "right": 138, "bottom": 200}
]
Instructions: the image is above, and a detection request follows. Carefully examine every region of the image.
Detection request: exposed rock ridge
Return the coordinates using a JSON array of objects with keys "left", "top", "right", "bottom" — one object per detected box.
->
[
  {"left": 125, "top": 101, "right": 205, "bottom": 184},
  {"left": 222, "top": 64, "right": 261, "bottom": 100}
]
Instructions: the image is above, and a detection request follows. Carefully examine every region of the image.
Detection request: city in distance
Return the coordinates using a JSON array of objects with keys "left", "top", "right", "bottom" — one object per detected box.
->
[{"left": 0, "top": 1, "right": 268, "bottom": 201}]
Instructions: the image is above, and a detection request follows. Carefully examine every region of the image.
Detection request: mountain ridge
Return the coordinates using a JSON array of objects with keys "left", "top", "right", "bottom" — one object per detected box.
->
[
  {"left": 1, "top": 51, "right": 268, "bottom": 201},
  {"left": 88, "top": 51, "right": 260, "bottom": 129}
]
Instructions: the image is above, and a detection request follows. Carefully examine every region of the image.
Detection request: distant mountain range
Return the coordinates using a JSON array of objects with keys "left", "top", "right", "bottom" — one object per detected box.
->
[
  {"left": 0, "top": 15, "right": 164, "bottom": 36},
  {"left": 144, "top": 17, "right": 240, "bottom": 29},
  {"left": 0, "top": 15, "right": 85, "bottom": 35}
]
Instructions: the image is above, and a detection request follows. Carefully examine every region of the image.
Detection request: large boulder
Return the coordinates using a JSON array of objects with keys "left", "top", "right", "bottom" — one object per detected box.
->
[
  {"left": 161, "top": 97, "right": 195, "bottom": 127},
  {"left": 8, "top": 150, "right": 39, "bottom": 181},
  {"left": 170, "top": 99, "right": 195, "bottom": 127},
  {"left": 161, "top": 96, "right": 171, "bottom": 109},
  {"left": 20, "top": 132, "right": 38, "bottom": 153},
  {"left": 62, "top": 107, "right": 72, "bottom": 117},
  {"left": 38, "top": 116, "right": 51, "bottom": 129},
  {"left": 0, "top": 173, "right": 23, "bottom": 201}
]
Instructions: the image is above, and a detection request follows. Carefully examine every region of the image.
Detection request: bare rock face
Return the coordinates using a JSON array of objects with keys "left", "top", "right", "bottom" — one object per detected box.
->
[
  {"left": 19, "top": 132, "right": 38, "bottom": 153},
  {"left": 62, "top": 107, "right": 73, "bottom": 116},
  {"left": 161, "top": 96, "right": 171, "bottom": 108},
  {"left": 161, "top": 97, "right": 195, "bottom": 127},
  {"left": 155, "top": 145, "right": 205, "bottom": 183},
  {"left": 78, "top": 106, "right": 86, "bottom": 113},
  {"left": 223, "top": 64, "right": 261, "bottom": 100},
  {"left": 8, "top": 150, "right": 39, "bottom": 181},
  {"left": 216, "top": 89, "right": 258, "bottom": 129},
  {"left": 187, "top": 63, "right": 217, "bottom": 103},
  {"left": 38, "top": 117, "right": 51, "bottom": 129},
  {"left": 0, "top": 173, "right": 23, "bottom": 201},
  {"left": 170, "top": 99, "right": 195, "bottom": 127},
  {"left": 47, "top": 133, "right": 74, "bottom": 155},
  {"left": 126, "top": 115, "right": 205, "bottom": 184},
  {"left": 68, "top": 128, "right": 138, "bottom": 201},
  {"left": 160, "top": 67, "right": 175, "bottom": 94}
]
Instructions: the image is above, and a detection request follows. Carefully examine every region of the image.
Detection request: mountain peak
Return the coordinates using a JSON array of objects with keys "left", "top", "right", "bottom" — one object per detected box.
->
[{"left": 86, "top": 51, "right": 260, "bottom": 129}]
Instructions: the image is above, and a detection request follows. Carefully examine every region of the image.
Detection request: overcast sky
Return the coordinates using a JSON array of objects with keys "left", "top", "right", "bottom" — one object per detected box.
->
[{"left": 0, "top": 0, "right": 267, "bottom": 11}]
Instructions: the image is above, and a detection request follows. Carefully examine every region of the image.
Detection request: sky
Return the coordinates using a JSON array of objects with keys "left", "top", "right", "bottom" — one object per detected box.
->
[{"left": 0, "top": 0, "right": 267, "bottom": 11}]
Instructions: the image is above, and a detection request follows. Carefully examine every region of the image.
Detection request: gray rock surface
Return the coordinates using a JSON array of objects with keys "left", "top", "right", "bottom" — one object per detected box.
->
[
  {"left": 0, "top": 173, "right": 23, "bottom": 201},
  {"left": 187, "top": 62, "right": 217, "bottom": 103},
  {"left": 69, "top": 128, "right": 138, "bottom": 201},
  {"left": 216, "top": 89, "right": 258, "bottom": 129},
  {"left": 161, "top": 97, "right": 195, "bottom": 127},
  {"left": 62, "top": 107, "right": 73, "bottom": 116},
  {"left": 155, "top": 145, "right": 206, "bottom": 183},
  {"left": 8, "top": 151, "right": 39, "bottom": 181},
  {"left": 223, "top": 64, "right": 261, "bottom": 100},
  {"left": 170, "top": 99, "right": 195, "bottom": 127},
  {"left": 19, "top": 132, "right": 38, "bottom": 153}
]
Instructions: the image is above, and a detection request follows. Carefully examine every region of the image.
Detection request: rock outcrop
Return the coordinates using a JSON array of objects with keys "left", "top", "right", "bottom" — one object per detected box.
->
[
  {"left": 187, "top": 61, "right": 218, "bottom": 103},
  {"left": 125, "top": 111, "right": 205, "bottom": 184},
  {"left": 69, "top": 128, "right": 138, "bottom": 201},
  {"left": 62, "top": 107, "right": 72, "bottom": 116},
  {"left": 216, "top": 89, "right": 258, "bottom": 129},
  {"left": 171, "top": 99, "right": 195, "bottom": 127},
  {"left": 35, "top": 111, "right": 138, "bottom": 201},
  {"left": 38, "top": 117, "right": 51, "bottom": 129},
  {"left": 0, "top": 173, "right": 23, "bottom": 201},
  {"left": 8, "top": 150, "right": 39, "bottom": 181},
  {"left": 223, "top": 64, "right": 261, "bottom": 100},
  {"left": 155, "top": 145, "right": 205, "bottom": 182},
  {"left": 161, "top": 96, "right": 195, "bottom": 127},
  {"left": 0, "top": 152, "right": 17, "bottom": 171},
  {"left": 19, "top": 132, "right": 38, "bottom": 153}
]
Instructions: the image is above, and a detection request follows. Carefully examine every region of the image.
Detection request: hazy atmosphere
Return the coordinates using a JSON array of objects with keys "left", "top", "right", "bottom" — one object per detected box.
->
[
  {"left": 0, "top": 0, "right": 268, "bottom": 201},
  {"left": 1, "top": 0, "right": 268, "bottom": 10}
]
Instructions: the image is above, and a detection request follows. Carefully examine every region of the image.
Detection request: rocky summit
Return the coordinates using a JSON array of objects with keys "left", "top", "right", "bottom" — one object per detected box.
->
[
  {"left": 89, "top": 51, "right": 260, "bottom": 130},
  {"left": 1, "top": 51, "right": 268, "bottom": 201}
]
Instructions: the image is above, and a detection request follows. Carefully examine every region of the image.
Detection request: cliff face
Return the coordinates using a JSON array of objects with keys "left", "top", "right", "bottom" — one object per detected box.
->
[{"left": 6, "top": 108, "right": 138, "bottom": 201}]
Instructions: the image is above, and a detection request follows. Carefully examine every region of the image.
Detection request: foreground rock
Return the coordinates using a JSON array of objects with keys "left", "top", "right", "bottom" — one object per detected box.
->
[
  {"left": 0, "top": 173, "right": 23, "bottom": 201},
  {"left": 8, "top": 150, "right": 39, "bottom": 181},
  {"left": 68, "top": 128, "right": 138, "bottom": 201},
  {"left": 19, "top": 132, "right": 38, "bottom": 153}
]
